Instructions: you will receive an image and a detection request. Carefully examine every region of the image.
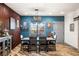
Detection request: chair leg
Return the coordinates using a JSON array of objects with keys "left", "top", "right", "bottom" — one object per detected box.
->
[
  {"left": 36, "top": 46, "right": 37, "bottom": 53},
  {"left": 28, "top": 45, "right": 29, "bottom": 52},
  {"left": 46, "top": 45, "right": 48, "bottom": 52},
  {"left": 20, "top": 44, "right": 22, "bottom": 51},
  {"left": 45, "top": 45, "right": 47, "bottom": 52},
  {"left": 39, "top": 45, "right": 40, "bottom": 52},
  {"left": 28, "top": 45, "right": 31, "bottom": 53},
  {"left": 54, "top": 45, "right": 56, "bottom": 51}
]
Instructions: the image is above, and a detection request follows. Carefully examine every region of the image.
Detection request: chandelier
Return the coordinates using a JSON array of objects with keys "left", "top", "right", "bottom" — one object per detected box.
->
[{"left": 33, "top": 9, "right": 41, "bottom": 22}]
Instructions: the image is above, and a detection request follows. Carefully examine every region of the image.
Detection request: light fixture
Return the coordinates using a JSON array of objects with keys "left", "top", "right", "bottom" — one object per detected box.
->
[
  {"left": 35, "top": 8, "right": 39, "bottom": 11},
  {"left": 35, "top": 8, "right": 39, "bottom": 16},
  {"left": 33, "top": 8, "right": 41, "bottom": 22}
]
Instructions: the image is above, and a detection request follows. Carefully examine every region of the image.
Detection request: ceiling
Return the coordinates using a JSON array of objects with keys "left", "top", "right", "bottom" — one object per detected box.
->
[{"left": 5, "top": 3, "right": 79, "bottom": 16}]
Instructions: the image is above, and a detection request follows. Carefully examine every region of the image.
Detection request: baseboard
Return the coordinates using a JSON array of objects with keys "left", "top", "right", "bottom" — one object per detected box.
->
[{"left": 64, "top": 42, "right": 79, "bottom": 51}]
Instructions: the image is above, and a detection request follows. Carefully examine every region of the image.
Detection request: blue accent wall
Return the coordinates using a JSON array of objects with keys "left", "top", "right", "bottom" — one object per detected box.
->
[{"left": 20, "top": 16, "right": 64, "bottom": 37}]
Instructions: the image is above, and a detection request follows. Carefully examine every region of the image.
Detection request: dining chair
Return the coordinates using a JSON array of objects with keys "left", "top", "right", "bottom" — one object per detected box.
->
[
  {"left": 46, "top": 32, "right": 57, "bottom": 51},
  {"left": 39, "top": 37, "right": 47, "bottom": 52},
  {"left": 46, "top": 40, "right": 56, "bottom": 51},
  {"left": 20, "top": 35, "right": 29, "bottom": 52},
  {"left": 29, "top": 37, "right": 37, "bottom": 52}
]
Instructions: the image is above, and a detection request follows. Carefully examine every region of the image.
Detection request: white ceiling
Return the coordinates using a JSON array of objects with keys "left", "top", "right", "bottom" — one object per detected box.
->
[{"left": 5, "top": 3, "right": 79, "bottom": 16}]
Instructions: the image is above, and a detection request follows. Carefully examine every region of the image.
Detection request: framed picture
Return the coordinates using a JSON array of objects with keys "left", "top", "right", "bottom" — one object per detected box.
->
[
  {"left": 47, "top": 22, "right": 53, "bottom": 28},
  {"left": 9, "top": 17, "right": 16, "bottom": 30},
  {"left": 17, "top": 20, "right": 19, "bottom": 28},
  {"left": 0, "top": 21, "right": 3, "bottom": 31},
  {"left": 70, "top": 23, "right": 74, "bottom": 31},
  {"left": 29, "top": 23, "right": 37, "bottom": 37},
  {"left": 38, "top": 23, "right": 45, "bottom": 36}
]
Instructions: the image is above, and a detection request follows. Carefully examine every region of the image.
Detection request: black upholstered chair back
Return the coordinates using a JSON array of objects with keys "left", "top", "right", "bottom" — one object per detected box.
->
[
  {"left": 29, "top": 37, "right": 37, "bottom": 45},
  {"left": 39, "top": 37, "right": 46, "bottom": 45}
]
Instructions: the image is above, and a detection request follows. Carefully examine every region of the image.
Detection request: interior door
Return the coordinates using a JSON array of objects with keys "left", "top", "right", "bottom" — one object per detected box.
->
[{"left": 53, "top": 22, "right": 64, "bottom": 43}]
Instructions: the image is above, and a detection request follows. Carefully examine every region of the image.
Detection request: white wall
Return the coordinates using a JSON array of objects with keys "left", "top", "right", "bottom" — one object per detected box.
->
[{"left": 65, "top": 11, "right": 79, "bottom": 49}]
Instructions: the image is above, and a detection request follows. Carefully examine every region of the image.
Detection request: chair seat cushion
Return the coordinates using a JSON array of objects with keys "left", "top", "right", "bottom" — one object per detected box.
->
[
  {"left": 22, "top": 41, "right": 29, "bottom": 45},
  {"left": 47, "top": 40, "right": 56, "bottom": 45}
]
